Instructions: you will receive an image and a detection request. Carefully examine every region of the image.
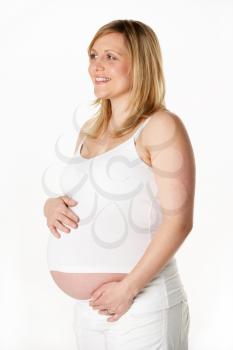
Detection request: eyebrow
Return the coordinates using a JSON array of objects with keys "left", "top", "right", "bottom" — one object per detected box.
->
[{"left": 90, "top": 48, "right": 123, "bottom": 56}]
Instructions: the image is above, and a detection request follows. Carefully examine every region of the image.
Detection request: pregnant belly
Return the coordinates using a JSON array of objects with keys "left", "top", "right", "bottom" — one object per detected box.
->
[{"left": 50, "top": 271, "right": 127, "bottom": 299}]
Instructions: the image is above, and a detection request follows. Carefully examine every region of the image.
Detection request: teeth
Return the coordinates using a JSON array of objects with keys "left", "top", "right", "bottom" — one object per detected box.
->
[{"left": 95, "top": 77, "right": 111, "bottom": 82}]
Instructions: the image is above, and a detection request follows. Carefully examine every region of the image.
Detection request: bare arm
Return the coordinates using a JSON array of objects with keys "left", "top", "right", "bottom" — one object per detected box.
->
[{"left": 122, "top": 111, "right": 196, "bottom": 296}]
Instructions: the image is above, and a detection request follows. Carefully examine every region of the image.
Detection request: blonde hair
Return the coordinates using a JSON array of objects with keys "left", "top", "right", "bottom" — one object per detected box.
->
[{"left": 84, "top": 19, "right": 167, "bottom": 139}]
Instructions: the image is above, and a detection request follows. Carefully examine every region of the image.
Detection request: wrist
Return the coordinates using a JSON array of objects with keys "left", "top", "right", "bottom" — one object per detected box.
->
[
  {"left": 43, "top": 198, "right": 55, "bottom": 218},
  {"left": 121, "top": 275, "right": 140, "bottom": 299}
]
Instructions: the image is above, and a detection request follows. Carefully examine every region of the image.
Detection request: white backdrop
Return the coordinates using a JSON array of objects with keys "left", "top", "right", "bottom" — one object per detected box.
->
[{"left": 0, "top": 0, "right": 232, "bottom": 349}]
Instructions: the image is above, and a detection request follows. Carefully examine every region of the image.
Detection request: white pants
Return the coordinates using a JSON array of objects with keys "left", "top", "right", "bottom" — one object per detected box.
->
[{"left": 72, "top": 297, "right": 190, "bottom": 350}]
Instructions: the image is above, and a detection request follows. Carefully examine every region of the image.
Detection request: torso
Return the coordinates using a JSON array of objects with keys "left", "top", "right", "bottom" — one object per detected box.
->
[
  {"left": 50, "top": 119, "right": 152, "bottom": 300},
  {"left": 79, "top": 122, "right": 152, "bottom": 166}
]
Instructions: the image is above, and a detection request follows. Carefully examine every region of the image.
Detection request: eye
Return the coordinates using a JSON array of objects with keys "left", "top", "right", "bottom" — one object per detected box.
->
[
  {"left": 89, "top": 53, "right": 117, "bottom": 61},
  {"left": 107, "top": 53, "right": 117, "bottom": 60},
  {"left": 89, "top": 53, "right": 97, "bottom": 60}
]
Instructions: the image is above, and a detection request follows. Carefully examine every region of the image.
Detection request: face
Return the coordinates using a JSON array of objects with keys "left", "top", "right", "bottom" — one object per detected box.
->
[{"left": 88, "top": 32, "right": 132, "bottom": 100}]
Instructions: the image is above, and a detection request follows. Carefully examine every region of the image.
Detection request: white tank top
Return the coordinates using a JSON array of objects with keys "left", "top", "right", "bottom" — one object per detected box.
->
[
  {"left": 48, "top": 118, "right": 162, "bottom": 272},
  {"left": 47, "top": 116, "right": 188, "bottom": 308}
]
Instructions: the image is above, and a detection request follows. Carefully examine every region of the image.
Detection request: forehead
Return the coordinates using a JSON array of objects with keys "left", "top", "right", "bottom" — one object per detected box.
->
[{"left": 91, "top": 32, "right": 128, "bottom": 53}]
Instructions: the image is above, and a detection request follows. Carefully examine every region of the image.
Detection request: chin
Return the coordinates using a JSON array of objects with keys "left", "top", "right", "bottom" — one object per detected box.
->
[
  {"left": 96, "top": 96, "right": 110, "bottom": 100},
  {"left": 94, "top": 92, "right": 111, "bottom": 99}
]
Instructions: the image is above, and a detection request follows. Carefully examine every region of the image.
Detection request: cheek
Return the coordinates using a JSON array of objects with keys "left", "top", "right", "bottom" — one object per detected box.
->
[
  {"left": 118, "top": 64, "right": 131, "bottom": 84},
  {"left": 120, "top": 67, "right": 132, "bottom": 88},
  {"left": 88, "top": 62, "right": 96, "bottom": 77},
  {"left": 118, "top": 63, "right": 130, "bottom": 76}
]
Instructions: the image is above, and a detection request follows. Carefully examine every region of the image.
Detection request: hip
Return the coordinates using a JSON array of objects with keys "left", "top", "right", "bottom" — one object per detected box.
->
[
  {"left": 73, "top": 258, "right": 188, "bottom": 317},
  {"left": 73, "top": 299, "right": 190, "bottom": 350}
]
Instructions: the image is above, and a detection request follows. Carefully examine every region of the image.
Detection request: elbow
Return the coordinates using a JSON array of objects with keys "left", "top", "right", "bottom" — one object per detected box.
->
[
  {"left": 177, "top": 219, "right": 193, "bottom": 237},
  {"left": 185, "top": 221, "right": 193, "bottom": 235}
]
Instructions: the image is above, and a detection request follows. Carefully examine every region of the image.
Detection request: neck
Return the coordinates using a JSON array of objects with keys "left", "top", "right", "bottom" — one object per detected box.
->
[{"left": 109, "top": 92, "right": 131, "bottom": 131}]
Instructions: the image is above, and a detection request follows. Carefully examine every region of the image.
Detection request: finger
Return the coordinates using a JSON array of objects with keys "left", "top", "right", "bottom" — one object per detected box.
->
[
  {"left": 98, "top": 309, "right": 108, "bottom": 315},
  {"left": 57, "top": 213, "right": 79, "bottom": 229},
  {"left": 91, "top": 296, "right": 103, "bottom": 306},
  {"left": 49, "top": 225, "right": 61, "bottom": 239},
  {"left": 96, "top": 306, "right": 116, "bottom": 314},
  {"left": 91, "top": 286, "right": 106, "bottom": 301},
  {"left": 54, "top": 220, "right": 71, "bottom": 233},
  {"left": 62, "top": 207, "right": 80, "bottom": 225},
  {"left": 107, "top": 314, "right": 120, "bottom": 322},
  {"left": 92, "top": 304, "right": 104, "bottom": 310},
  {"left": 62, "top": 196, "right": 78, "bottom": 207}
]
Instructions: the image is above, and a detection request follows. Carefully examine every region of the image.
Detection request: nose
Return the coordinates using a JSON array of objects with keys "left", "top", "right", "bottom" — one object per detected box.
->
[{"left": 92, "top": 57, "right": 105, "bottom": 71}]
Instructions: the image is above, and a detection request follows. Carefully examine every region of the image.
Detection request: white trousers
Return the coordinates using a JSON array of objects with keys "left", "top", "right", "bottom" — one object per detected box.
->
[{"left": 72, "top": 297, "right": 190, "bottom": 350}]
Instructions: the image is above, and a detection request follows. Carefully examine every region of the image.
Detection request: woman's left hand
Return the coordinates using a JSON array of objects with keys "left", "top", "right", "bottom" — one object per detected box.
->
[{"left": 89, "top": 280, "right": 136, "bottom": 322}]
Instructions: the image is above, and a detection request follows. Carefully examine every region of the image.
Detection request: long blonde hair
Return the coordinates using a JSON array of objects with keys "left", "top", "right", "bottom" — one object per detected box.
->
[{"left": 84, "top": 19, "right": 167, "bottom": 139}]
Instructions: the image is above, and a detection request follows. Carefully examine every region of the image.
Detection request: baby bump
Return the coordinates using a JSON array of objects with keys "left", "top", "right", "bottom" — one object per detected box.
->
[
  {"left": 49, "top": 271, "right": 127, "bottom": 300},
  {"left": 48, "top": 162, "right": 161, "bottom": 299}
]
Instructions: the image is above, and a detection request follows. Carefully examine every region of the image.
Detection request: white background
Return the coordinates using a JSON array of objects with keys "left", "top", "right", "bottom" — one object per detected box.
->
[{"left": 0, "top": 0, "right": 232, "bottom": 349}]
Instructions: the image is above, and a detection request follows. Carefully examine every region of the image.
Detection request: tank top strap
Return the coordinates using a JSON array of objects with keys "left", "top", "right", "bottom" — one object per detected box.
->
[
  {"left": 133, "top": 116, "right": 152, "bottom": 141},
  {"left": 77, "top": 135, "right": 87, "bottom": 155},
  {"left": 77, "top": 117, "right": 152, "bottom": 155}
]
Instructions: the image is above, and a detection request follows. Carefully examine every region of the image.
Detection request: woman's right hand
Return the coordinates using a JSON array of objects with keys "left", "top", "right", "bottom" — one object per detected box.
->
[{"left": 43, "top": 196, "right": 80, "bottom": 239}]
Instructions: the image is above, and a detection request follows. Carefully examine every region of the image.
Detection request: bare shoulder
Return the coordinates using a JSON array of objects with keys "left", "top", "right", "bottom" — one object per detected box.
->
[
  {"left": 143, "top": 109, "right": 194, "bottom": 154},
  {"left": 74, "top": 117, "right": 96, "bottom": 154},
  {"left": 144, "top": 110, "right": 195, "bottom": 229},
  {"left": 143, "top": 109, "right": 196, "bottom": 188}
]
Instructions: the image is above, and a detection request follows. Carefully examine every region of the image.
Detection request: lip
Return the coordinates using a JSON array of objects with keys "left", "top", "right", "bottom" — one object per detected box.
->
[
  {"left": 95, "top": 76, "right": 111, "bottom": 79},
  {"left": 94, "top": 76, "right": 111, "bottom": 85},
  {"left": 95, "top": 80, "right": 111, "bottom": 85}
]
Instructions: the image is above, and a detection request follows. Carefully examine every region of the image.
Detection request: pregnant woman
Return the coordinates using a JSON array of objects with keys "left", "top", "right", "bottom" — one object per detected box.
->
[{"left": 43, "top": 19, "right": 195, "bottom": 350}]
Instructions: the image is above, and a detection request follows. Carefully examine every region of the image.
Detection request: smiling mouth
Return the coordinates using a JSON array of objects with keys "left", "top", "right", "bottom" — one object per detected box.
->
[{"left": 94, "top": 77, "right": 111, "bottom": 84}]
